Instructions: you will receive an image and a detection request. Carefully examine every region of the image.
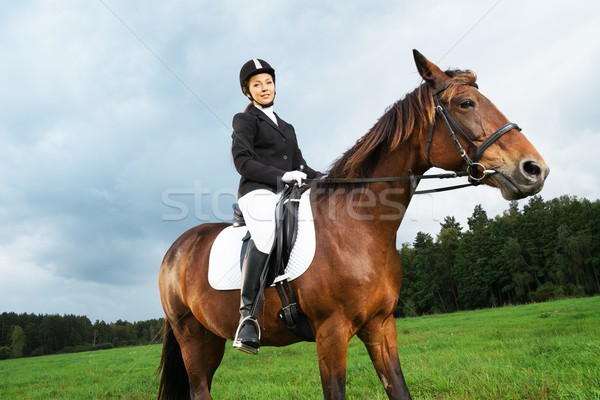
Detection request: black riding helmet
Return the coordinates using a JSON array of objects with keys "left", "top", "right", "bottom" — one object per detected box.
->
[{"left": 239, "top": 59, "right": 276, "bottom": 100}]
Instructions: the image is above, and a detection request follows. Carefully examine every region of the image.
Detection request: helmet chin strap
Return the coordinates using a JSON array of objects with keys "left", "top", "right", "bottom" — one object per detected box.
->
[
  {"left": 256, "top": 100, "right": 275, "bottom": 108},
  {"left": 246, "top": 91, "right": 276, "bottom": 108}
]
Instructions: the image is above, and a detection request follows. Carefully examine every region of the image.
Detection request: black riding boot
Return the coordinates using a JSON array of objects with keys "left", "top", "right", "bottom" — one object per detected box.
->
[{"left": 233, "top": 240, "right": 269, "bottom": 355}]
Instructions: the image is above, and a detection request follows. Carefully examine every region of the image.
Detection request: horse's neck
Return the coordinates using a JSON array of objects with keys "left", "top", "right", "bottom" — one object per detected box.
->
[
  {"left": 316, "top": 138, "right": 428, "bottom": 242},
  {"left": 369, "top": 143, "right": 428, "bottom": 234}
]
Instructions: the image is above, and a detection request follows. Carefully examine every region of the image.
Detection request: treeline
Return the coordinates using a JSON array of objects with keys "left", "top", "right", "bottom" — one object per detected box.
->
[
  {"left": 397, "top": 195, "right": 600, "bottom": 316},
  {"left": 2, "top": 195, "right": 598, "bottom": 358},
  {"left": 0, "top": 313, "right": 163, "bottom": 360}
]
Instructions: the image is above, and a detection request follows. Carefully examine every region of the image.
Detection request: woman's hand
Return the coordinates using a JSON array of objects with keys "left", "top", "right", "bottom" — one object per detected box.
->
[{"left": 281, "top": 170, "right": 307, "bottom": 185}]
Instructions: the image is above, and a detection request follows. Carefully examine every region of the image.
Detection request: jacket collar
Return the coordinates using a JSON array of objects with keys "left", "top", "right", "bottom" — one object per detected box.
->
[{"left": 249, "top": 105, "right": 286, "bottom": 134}]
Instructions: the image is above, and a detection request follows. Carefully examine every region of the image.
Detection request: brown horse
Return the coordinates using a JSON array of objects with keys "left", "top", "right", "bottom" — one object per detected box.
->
[{"left": 158, "top": 50, "right": 549, "bottom": 400}]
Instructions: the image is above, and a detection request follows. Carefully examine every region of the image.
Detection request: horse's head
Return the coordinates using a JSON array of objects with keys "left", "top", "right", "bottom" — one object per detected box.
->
[{"left": 413, "top": 50, "right": 549, "bottom": 200}]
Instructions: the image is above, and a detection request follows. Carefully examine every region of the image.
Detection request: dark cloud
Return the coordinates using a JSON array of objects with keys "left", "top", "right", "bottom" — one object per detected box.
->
[{"left": 0, "top": 0, "right": 598, "bottom": 322}]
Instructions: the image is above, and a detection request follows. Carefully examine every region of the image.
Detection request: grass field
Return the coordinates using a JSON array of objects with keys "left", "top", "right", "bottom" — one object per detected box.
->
[{"left": 0, "top": 297, "right": 599, "bottom": 399}]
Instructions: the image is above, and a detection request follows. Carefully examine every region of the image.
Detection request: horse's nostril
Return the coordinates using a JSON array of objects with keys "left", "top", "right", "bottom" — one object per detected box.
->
[{"left": 522, "top": 160, "right": 542, "bottom": 178}]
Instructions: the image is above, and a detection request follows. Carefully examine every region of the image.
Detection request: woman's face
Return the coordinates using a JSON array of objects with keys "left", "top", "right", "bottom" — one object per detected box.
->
[{"left": 247, "top": 73, "right": 275, "bottom": 106}]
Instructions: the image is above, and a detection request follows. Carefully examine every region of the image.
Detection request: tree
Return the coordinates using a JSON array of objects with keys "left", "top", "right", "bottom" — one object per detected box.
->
[
  {"left": 501, "top": 237, "right": 533, "bottom": 302},
  {"left": 398, "top": 243, "right": 416, "bottom": 316},
  {"left": 0, "top": 346, "right": 10, "bottom": 360},
  {"left": 467, "top": 204, "right": 488, "bottom": 231},
  {"left": 455, "top": 204, "right": 504, "bottom": 309},
  {"left": 434, "top": 216, "right": 463, "bottom": 311},
  {"left": 398, "top": 233, "right": 440, "bottom": 315},
  {"left": 10, "top": 325, "right": 26, "bottom": 358},
  {"left": 506, "top": 200, "right": 520, "bottom": 217},
  {"left": 440, "top": 215, "right": 462, "bottom": 231}
]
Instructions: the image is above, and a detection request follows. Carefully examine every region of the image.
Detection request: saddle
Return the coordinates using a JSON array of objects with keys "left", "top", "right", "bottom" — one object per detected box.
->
[{"left": 232, "top": 184, "right": 315, "bottom": 342}]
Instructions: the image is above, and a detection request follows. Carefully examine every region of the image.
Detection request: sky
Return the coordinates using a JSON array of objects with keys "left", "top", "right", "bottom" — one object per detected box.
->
[{"left": 1, "top": 0, "right": 599, "bottom": 323}]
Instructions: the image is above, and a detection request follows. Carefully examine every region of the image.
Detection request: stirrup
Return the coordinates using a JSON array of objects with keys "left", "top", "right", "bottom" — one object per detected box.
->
[{"left": 233, "top": 316, "right": 261, "bottom": 355}]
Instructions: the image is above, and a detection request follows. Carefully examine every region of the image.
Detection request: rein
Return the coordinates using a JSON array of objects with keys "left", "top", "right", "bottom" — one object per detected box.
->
[
  {"left": 309, "top": 82, "right": 521, "bottom": 195},
  {"left": 307, "top": 171, "right": 471, "bottom": 195}
]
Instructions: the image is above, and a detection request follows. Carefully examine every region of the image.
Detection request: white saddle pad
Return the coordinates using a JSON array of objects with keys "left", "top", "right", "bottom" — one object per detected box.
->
[{"left": 208, "top": 189, "right": 316, "bottom": 290}]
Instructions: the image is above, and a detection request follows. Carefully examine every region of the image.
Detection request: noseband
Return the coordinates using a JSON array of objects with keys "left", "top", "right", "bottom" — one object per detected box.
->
[{"left": 426, "top": 83, "right": 521, "bottom": 184}]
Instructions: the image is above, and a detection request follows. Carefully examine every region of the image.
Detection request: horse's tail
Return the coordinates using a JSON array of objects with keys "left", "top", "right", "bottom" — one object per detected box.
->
[{"left": 157, "top": 319, "right": 190, "bottom": 400}]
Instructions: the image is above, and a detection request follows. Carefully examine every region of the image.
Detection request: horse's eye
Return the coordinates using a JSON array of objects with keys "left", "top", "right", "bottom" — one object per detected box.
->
[{"left": 459, "top": 100, "right": 475, "bottom": 109}]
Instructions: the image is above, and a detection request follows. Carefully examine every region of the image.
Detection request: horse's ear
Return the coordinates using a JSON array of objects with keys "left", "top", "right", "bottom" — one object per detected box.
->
[{"left": 413, "top": 49, "right": 447, "bottom": 89}]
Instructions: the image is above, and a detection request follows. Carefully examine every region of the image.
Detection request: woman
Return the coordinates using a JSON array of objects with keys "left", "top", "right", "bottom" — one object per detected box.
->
[{"left": 231, "top": 59, "right": 319, "bottom": 354}]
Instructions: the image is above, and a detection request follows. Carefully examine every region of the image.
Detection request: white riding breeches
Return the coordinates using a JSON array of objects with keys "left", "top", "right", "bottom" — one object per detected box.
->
[{"left": 237, "top": 189, "right": 279, "bottom": 254}]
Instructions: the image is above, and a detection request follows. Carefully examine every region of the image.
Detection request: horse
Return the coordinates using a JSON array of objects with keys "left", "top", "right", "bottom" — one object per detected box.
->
[{"left": 157, "top": 50, "right": 549, "bottom": 400}]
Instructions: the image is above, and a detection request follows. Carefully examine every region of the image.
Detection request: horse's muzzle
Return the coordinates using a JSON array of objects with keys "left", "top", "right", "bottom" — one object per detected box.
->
[{"left": 492, "top": 158, "right": 549, "bottom": 200}]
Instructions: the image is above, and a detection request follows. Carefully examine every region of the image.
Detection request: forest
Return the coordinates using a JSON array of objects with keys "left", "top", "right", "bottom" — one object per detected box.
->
[
  {"left": 0, "top": 313, "right": 162, "bottom": 360},
  {"left": 1, "top": 195, "right": 598, "bottom": 359},
  {"left": 397, "top": 195, "right": 600, "bottom": 316}
]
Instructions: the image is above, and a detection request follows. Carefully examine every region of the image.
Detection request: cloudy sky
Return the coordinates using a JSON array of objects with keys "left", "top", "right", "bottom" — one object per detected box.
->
[{"left": 1, "top": 1, "right": 599, "bottom": 323}]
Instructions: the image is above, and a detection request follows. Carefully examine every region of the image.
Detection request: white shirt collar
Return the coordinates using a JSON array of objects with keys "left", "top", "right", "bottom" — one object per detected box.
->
[{"left": 256, "top": 104, "right": 278, "bottom": 125}]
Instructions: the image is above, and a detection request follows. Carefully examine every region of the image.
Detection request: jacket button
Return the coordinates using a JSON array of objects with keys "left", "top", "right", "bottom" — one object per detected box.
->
[
  {"left": 282, "top": 138, "right": 287, "bottom": 142},
  {"left": 283, "top": 155, "right": 288, "bottom": 160}
]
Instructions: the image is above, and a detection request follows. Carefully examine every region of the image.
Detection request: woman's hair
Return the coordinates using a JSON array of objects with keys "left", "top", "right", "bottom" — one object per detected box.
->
[{"left": 244, "top": 102, "right": 253, "bottom": 112}]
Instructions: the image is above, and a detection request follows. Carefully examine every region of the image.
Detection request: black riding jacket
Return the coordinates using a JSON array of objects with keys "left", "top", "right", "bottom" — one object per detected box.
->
[{"left": 231, "top": 105, "right": 318, "bottom": 198}]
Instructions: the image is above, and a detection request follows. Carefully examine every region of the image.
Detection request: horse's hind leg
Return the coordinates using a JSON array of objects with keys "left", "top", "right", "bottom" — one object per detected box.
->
[
  {"left": 171, "top": 314, "right": 226, "bottom": 399},
  {"left": 357, "top": 315, "right": 412, "bottom": 400}
]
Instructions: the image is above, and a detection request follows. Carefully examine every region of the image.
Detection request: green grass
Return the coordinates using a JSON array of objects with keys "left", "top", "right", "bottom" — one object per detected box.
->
[
  {"left": 395, "top": 297, "right": 600, "bottom": 400},
  {"left": 0, "top": 345, "right": 160, "bottom": 399},
  {"left": 1, "top": 297, "right": 599, "bottom": 399}
]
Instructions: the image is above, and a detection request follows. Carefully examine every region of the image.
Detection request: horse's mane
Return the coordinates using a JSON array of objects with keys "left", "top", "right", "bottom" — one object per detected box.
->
[{"left": 323, "top": 69, "right": 477, "bottom": 182}]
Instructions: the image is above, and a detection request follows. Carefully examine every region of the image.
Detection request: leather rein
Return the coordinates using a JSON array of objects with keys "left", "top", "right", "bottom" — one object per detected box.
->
[{"left": 309, "top": 82, "right": 521, "bottom": 195}]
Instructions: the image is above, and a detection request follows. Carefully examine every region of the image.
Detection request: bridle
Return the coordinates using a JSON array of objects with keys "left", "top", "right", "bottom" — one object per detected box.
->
[
  {"left": 426, "top": 82, "right": 521, "bottom": 185},
  {"left": 308, "top": 81, "right": 521, "bottom": 195}
]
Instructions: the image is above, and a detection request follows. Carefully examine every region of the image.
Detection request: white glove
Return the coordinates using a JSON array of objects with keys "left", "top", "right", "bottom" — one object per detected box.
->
[{"left": 281, "top": 170, "right": 307, "bottom": 185}]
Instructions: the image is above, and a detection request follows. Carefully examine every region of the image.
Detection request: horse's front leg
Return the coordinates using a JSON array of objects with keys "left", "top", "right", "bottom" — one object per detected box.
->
[
  {"left": 357, "top": 314, "right": 412, "bottom": 400},
  {"left": 315, "top": 319, "right": 352, "bottom": 399}
]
